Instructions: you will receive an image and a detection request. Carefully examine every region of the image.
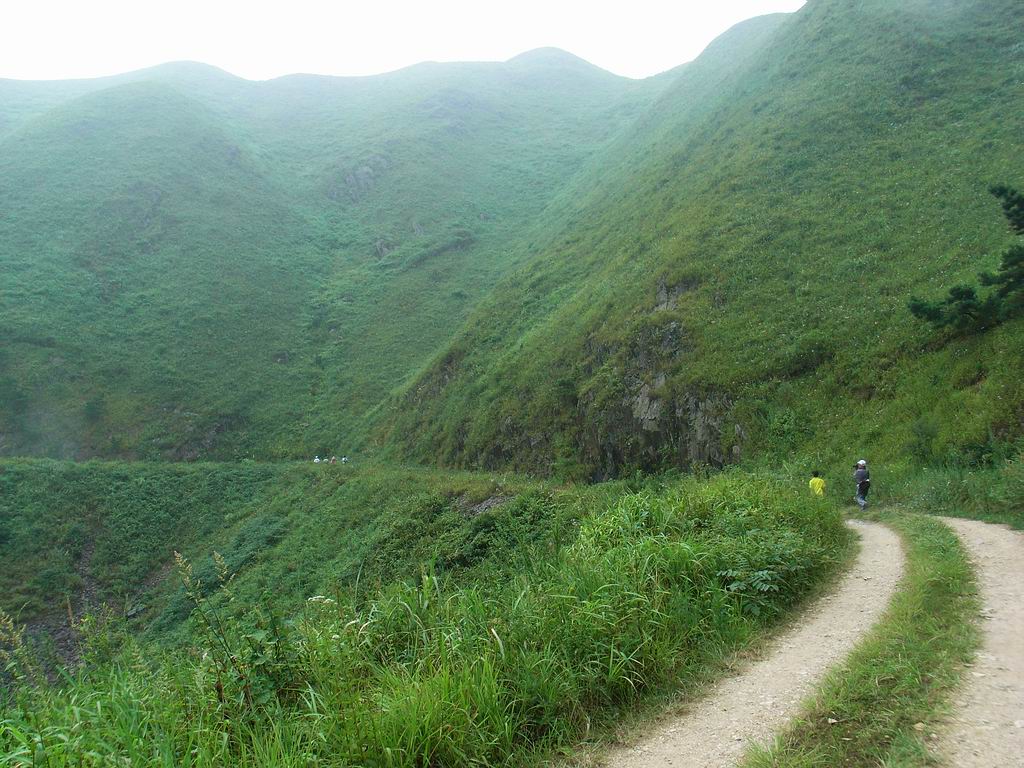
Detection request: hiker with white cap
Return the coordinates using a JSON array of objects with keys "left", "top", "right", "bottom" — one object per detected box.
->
[{"left": 853, "top": 459, "right": 870, "bottom": 510}]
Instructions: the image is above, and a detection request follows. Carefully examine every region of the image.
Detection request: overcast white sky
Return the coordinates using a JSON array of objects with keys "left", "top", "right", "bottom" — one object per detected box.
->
[{"left": 1, "top": 0, "right": 806, "bottom": 82}]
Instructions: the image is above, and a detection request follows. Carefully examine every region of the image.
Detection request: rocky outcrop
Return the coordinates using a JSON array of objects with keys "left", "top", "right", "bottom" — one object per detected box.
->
[
  {"left": 678, "top": 392, "right": 733, "bottom": 466},
  {"left": 326, "top": 154, "right": 391, "bottom": 202},
  {"left": 631, "top": 374, "right": 666, "bottom": 431},
  {"left": 458, "top": 494, "right": 512, "bottom": 518},
  {"left": 654, "top": 275, "right": 701, "bottom": 312},
  {"left": 586, "top": 384, "right": 735, "bottom": 478},
  {"left": 568, "top": 310, "right": 740, "bottom": 477},
  {"left": 391, "top": 299, "right": 742, "bottom": 480}
]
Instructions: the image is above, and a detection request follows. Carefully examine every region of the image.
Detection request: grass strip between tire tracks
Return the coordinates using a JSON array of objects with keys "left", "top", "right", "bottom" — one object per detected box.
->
[{"left": 742, "top": 511, "right": 979, "bottom": 767}]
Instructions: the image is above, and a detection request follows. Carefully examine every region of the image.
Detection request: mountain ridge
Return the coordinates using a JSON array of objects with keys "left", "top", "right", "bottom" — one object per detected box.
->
[
  {"left": 380, "top": 0, "right": 1024, "bottom": 478},
  {"left": 0, "top": 40, "right": 663, "bottom": 459},
  {"left": 2, "top": 0, "right": 1021, "bottom": 473},
  {"left": 0, "top": 46, "right": 627, "bottom": 91}
]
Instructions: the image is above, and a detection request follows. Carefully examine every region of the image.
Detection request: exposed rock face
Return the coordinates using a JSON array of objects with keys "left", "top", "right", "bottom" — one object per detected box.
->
[
  {"left": 410, "top": 349, "right": 465, "bottom": 403},
  {"left": 346, "top": 166, "right": 376, "bottom": 197},
  {"left": 568, "top": 314, "right": 738, "bottom": 477},
  {"left": 631, "top": 374, "right": 666, "bottom": 431},
  {"left": 394, "top": 312, "right": 742, "bottom": 480},
  {"left": 560, "top": 324, "right": 739, "bottom": 478},
  {"left": 582, "top": 385, "right": 735, "bottom": 479},
  {"left": 654, "top": 275, "right": 700, "bottom": 312},
  {"left": 326, "top": 154, "right": 391, "bottom": 202},
  {"left": 458, "top": 494, "right": 512, "bottom": 518},
  {"left": 679, "top": 392, "right": 732, "bottom": 466},
  {"left": 733, "top": 423, "right": 748, "bottom": 460}
]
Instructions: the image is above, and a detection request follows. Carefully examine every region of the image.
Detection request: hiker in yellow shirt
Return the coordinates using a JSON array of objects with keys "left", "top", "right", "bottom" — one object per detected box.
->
[{"left": 809, "top": 470, "right": 826, "bottom": 496}]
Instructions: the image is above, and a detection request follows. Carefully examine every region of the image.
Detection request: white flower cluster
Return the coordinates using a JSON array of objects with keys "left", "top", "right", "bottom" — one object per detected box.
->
[{"left": 307, "top": 595, "right": 336, "bottom": 605}]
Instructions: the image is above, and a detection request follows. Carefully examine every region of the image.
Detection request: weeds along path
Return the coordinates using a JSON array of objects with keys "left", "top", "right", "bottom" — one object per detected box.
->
[
  {"left": 937, "top": 517, "right": 1024, "bottom": 767},
  {"left": 598, "top": 521, "right": 903, "bottom": 768}
]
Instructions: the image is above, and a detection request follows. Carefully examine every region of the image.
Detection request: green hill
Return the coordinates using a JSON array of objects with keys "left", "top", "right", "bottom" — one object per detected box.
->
[
  {"left": 0, "top": 81, "right": 325, "bottom": 458},
  {"left": 383, "top": 0, "right": 1024, "bottom": 478},
  {"left": 4, "top": 4, "right": 1024, "bottom": 763},
  {"left": 2, "top": 1, "right": 1022, "bottom": 476},
  {"left": 0, "top": 54, "right": 655, "bottom": 460}
]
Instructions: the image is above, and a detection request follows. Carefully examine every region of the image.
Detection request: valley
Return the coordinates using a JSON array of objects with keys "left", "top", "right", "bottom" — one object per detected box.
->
[{"left": 1, "top": 0, "right": 1023, "bottom": 765}]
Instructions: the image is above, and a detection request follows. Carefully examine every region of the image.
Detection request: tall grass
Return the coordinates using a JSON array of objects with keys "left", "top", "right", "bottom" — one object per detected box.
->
[
  {"left": 892, "top": 451, "right": 1024, "bottom": 529},
  {"left": 0, "top": 459, "right": 608, "bottom": 636},
  {"left": 1, "top": 471, "right": 848, "bottom": 766}
]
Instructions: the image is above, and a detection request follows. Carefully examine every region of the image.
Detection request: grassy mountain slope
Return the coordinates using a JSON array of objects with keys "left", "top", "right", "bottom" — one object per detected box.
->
[
  {"left": 383, "top": 0, "right": 1024, "bottom": 478},
  {"left": 0, "top": 458, "right": 612, "bottom": 645},
  {"left": 0, "top": 62, "right": 247, "bottom": 141},
  {"left": 0, "top": 81, "right": 326, "bottom": 458},
  {"left": 0, "top": 54, "right": 656, "bottom": 459}
]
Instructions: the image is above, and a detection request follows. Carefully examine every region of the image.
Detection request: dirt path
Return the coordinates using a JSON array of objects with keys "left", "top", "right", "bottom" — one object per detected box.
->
[
  {"left": 937, "top": 517, "right": 1024, "bottom": 767},
  {"left": 596, "top": 520, "right": 904, "bottom": 768}
]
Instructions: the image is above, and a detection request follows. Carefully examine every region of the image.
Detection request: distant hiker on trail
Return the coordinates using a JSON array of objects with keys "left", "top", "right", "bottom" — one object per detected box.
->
[
  {"left": 809, "top": 470, "right": 826, "bottom": 497},
  {"left": 853, "top": 460, "right": 870, "bottom": 510}
]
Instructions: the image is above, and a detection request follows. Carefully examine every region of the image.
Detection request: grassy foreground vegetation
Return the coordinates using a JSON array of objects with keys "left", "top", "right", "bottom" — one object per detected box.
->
[
  {"left": 0, "top": 459, "right": 619, "bottom": 642},
  {"left": 743, "top": 512, "right": 978, "bottom": 768},
  {"left": 1, "top": 470, "right": 848, "bottom": 766}
]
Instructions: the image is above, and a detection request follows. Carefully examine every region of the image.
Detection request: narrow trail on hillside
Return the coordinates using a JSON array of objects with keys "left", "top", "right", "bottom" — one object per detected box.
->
[
  {"left": 596, "top": 521, "right": 904, "bottom": 768},
  {"left": 937, "top": 517, "right": 1024, "bottom": 767}
]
